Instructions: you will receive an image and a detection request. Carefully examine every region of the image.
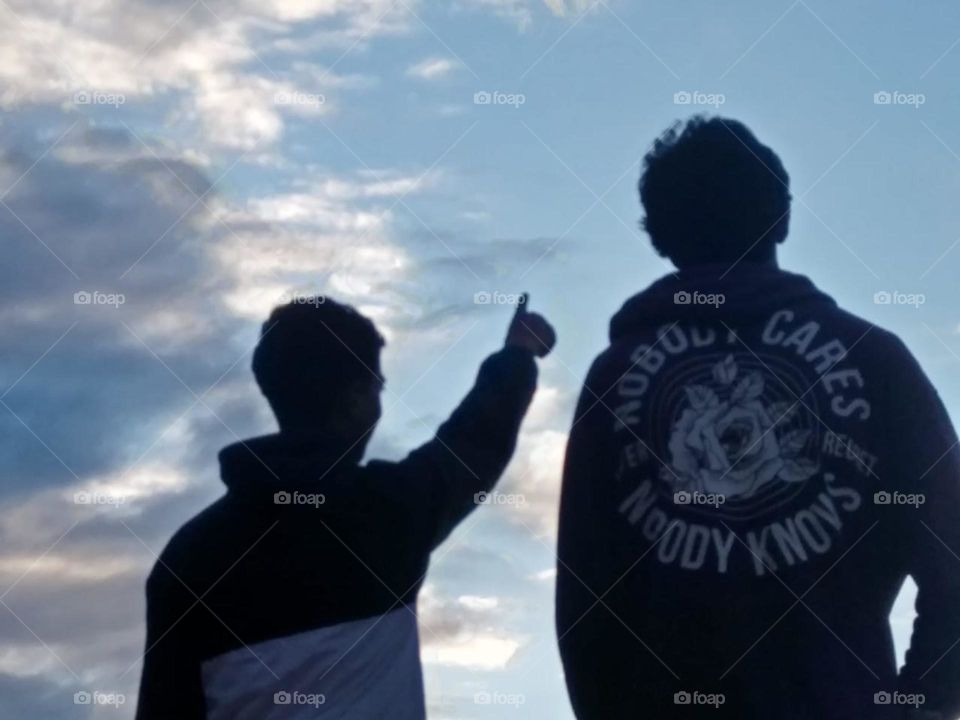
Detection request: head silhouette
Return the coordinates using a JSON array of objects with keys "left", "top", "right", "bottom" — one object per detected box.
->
[
  {"left": 252, "top": 297, "right": 385, "bottom": 441},
  {"left": 639, "top": 116, "right": 791, "bottom": 269}
]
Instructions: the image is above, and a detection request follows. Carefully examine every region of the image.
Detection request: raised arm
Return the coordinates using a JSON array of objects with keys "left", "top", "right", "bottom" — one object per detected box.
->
[{"left": 391, "top": 295, "right": 555, "bottom": 549}]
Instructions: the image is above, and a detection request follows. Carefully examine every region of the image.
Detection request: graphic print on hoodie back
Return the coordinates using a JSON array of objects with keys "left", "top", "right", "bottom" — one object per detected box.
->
[
  {"left": 613, "top": 308, "right": 871, "bottom": 578},
  {"left": 557, "top": 265, "right": 960, "bottom": 720}
]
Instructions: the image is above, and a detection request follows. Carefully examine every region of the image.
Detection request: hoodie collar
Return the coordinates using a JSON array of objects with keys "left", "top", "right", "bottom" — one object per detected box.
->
[
  {"left": 609, "top": 263, "right": 836, "bottom": 343},
  {"left": 218, "top": 431, "right": 366, "bottom": 500}
]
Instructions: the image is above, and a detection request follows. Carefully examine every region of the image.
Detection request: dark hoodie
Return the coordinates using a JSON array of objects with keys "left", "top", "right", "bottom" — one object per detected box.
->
[
  {"left": 557, "top": 264, "right": 960, "bottom": 720},
  {"left": 136, "top": 346, "right": 536, "bottom": 720}
]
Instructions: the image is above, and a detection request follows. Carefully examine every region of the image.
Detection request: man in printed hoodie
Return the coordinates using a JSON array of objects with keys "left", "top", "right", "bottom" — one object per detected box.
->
[
  {"left": 136, "top": 294, "right": 554, "bottom": 719},
  {"left": 556, "top": 117, "right": 960, "bottom": 720}
]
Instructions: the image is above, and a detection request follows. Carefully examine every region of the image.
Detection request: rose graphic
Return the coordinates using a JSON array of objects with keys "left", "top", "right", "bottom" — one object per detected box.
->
[{"left": 662, "top": 355, "right": 817, "bottom": 499}]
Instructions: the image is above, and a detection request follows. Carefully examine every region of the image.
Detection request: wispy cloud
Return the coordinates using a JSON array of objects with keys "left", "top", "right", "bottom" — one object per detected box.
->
[{"left": 406, "top": 56, "right": 462, "bottom": 80}]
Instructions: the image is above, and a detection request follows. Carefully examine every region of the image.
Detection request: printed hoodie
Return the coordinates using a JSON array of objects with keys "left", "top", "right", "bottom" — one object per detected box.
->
[
  {"left": 556, "top": 263, "right": 960, "bottom": 720},
  {"left": 135, "top": 346, "right": 536, "bottom": 720}
]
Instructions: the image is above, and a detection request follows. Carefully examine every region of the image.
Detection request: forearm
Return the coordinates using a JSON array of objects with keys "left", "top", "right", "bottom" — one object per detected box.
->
[
  {"left": 435, "top": 345, "right": 537, "bottom": 471},
  {"left": 405, "top": 345, "right": 537, "bottom": 547}
]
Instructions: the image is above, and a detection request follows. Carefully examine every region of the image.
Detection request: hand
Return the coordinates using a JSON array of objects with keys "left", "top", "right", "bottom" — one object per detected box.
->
[{"left": 505, "top": 293, "right": 556, "bottom": 358}]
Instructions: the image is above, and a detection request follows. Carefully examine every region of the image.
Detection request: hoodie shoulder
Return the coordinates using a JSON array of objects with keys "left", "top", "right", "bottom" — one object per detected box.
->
[
  {"left": 821, "top": 305, "right": 905, "bottom": 352},
  {"left": 148, "top": 496, "right": 229, "bottom": 589}
]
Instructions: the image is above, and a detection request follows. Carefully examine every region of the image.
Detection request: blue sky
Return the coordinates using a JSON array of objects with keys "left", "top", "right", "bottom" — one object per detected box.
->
[{"left": 3, "top": 0, "right": 960, "bottom": 717}]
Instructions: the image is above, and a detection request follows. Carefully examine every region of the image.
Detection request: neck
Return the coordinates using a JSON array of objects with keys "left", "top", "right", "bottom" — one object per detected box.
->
[
  {"left": 675, "top": 248, "right": 779, "bottom": 272},
  {"left": 279, "top": 421, "right": 373, "bottom": 449}
]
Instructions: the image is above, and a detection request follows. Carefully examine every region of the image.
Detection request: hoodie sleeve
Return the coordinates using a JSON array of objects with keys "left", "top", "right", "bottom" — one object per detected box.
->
[
  {"left": 889, "top": 339, "right": 960, "bottom": 718},
  {"left": 135, "top": 561, "right": 206, "bottom": 720},
  {"left": 393, "top": 345, "right": 537, "bottom": 549},
  {"left": 556, "top": 353, "right": 626, "bottom": 717}
]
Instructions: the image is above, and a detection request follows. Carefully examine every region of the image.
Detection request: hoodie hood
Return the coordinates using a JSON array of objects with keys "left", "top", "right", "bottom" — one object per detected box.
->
[
  {"left": 609, "top": 263, "right": 837, "bottom": 343},
  {"left": 218, "top": 431, "right": 366, "bottom": 501}
]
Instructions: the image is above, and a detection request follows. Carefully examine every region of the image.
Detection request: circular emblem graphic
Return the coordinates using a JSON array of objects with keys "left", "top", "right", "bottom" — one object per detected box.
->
[{"left": 652, "top": 353, "right": 820, "bottom": 520}]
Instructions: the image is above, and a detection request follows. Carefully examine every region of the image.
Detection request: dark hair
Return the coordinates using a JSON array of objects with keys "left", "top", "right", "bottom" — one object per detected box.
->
[
  {"left": 639, "top": 116, "right": 791, "bottom": 266},
  {"left": 252, "top": 297, "right": 384, "bottom": 425}
]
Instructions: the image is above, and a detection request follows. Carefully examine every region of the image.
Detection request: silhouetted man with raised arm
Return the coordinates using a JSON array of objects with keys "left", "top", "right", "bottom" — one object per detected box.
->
[
  {"left": 556, "top": 116, "right": 960, "bottom": 719},
  {"left": 136, "top": 295, "right": 554, "bottom": 719}
]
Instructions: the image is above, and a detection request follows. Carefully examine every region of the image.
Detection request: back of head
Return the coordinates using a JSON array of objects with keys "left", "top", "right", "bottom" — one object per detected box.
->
[
  {"left": 252, "top": 297, "right": 384, "bottom": 431},
  {"left": 639, "top": 116, "right": 791, "bottom": 268}
]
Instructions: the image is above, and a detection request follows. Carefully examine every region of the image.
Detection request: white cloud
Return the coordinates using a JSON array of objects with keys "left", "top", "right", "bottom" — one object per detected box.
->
[
  {"left": 542, "top": 0, "right": 597, "bottom": 17},
  {"left": 419, "top": 585, "right": 526, "bottom": 671},
  {"left": 460, "top": 0, "right": 533, "bottom": 30},
  {"left": 406, "top": 57, "right": 461, "bottom": 80},
  {"left": 423, "top": 634, "right": 521, "bottom": 670},
  {"left": 457, "top": 594, "right": 500, "bottom": 611},
  {"left": 529, "top": 567, "right": 556, "bottom": 581},
  {"left": 213, "top": 171, "right": 425, "bottom": 325},
  {"left": 0, "top": 0, "right": 410, "bottom": 149},
  {"left": 457, "top": 0, "right": 595, "bottom": 30}
]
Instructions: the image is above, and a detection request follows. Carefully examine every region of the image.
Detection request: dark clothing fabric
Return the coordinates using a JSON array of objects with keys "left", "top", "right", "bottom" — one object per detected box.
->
[
  {"left": 136, "top": 346, "right": 536, "bottom": 719},
  {"left": 557, "top": 264, "right": 960, "bottom": 719}
]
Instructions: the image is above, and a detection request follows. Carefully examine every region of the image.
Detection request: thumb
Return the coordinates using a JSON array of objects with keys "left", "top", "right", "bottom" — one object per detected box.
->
[{"left": 512, "top": 292, "right": 529, "bottom": 322}]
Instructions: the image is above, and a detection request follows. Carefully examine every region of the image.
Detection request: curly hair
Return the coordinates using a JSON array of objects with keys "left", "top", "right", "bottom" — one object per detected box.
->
[{"left": 639, "top": 116, "right": 791, "bottom": 266}]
